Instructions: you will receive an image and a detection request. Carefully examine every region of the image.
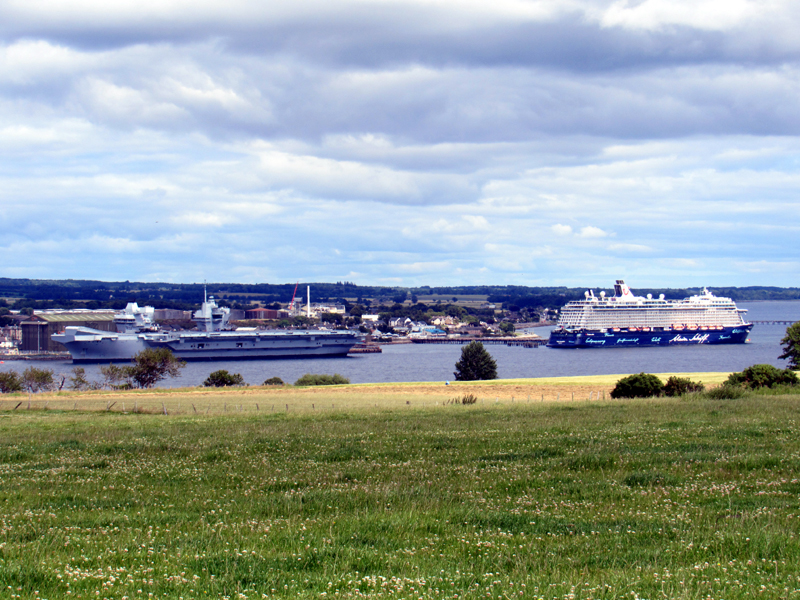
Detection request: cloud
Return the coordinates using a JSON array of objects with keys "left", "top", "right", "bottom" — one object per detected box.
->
[
  {"left": 600, "top": 0, "right": 762, "bottom": 31},
  {"left": 551, "top": 224, "right": 573, "bottom": 236},
  {"left": 577, "top": 226, "right": 609, "bottom": 238},
  {"left": 607, "top": 242, "right": 653, "bottom": 253},
  {"left": 1, "top": 1, "right": 800, "bottom": 286}
]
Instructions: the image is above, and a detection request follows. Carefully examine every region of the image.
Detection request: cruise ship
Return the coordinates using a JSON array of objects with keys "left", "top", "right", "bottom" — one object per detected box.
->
[
  {"left": 547, "top": 280, "right": 753, "bottom": 348},
  {"left": 52, "top": 295, "right": 361, "bottom": 362}
]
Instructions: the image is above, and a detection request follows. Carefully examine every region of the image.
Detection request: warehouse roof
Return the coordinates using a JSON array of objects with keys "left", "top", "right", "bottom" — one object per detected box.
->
[{"left": 25, "top": 311, "right": 116, "bottom": 323}]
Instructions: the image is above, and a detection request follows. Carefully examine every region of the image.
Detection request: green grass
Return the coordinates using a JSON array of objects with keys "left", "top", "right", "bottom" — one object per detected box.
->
[{"left": 1, "top": 395, "right": 800, "bottom": 598}]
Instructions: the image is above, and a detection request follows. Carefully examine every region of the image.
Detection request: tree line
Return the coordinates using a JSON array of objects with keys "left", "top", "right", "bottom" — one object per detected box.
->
[{"left": 2, "top": 278, "right": 799, "bottom": 313}]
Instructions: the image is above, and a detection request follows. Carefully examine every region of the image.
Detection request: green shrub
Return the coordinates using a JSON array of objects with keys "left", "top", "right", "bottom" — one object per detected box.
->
[
  {"left": 663, "top": 376, "right": 705, "bottom": 397},
  {"left": 726, "top": 364, "right": 799, "bottom": 389},
  {"left": 203, "top": 370, "right": 246, "bottom": 387},
  {"left": 0, "top": 371, "right": 23, "bottom": 394},
  {"left": 609, "top": 373, "right": 664, "bottom": 399},
  {"left": 704, "top": 384, "right": 747, "bottom": 400},
  {"left": 294, "top": 373, "right": 350, "bottom": 386},
  {"left": 263, "top": 376, "right": 285, "bottom": 386}
]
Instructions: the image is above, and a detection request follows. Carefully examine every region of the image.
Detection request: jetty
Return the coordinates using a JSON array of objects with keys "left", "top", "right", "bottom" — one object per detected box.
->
[{"left": 410, "top": 337, "right": 544, "bottom": 348}]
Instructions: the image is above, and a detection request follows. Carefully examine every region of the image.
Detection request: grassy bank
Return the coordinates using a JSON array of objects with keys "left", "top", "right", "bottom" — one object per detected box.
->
[
  {"left": 1, "top": 392, "right": 799, "bottom": 598},
  {"left": 0, "top": 372, "right": 732, "bottom": 415}
]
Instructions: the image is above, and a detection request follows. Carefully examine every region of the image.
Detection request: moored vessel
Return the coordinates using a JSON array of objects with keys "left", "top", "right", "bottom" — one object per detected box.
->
[
  {"left": 548, "top": 280, "right": 753, "bottom": 348},
  {"left": 53, "top": 295, "right": 361, "bottom": 362}
]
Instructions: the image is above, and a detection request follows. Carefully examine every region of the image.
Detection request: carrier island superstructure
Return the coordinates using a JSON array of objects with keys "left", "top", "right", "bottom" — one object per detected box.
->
[
  {"left": 547, "top": 280, "right": 753, "bottom": 348},
  {"left": 53, "top": 294, "right": 361, "bottom": 363}
]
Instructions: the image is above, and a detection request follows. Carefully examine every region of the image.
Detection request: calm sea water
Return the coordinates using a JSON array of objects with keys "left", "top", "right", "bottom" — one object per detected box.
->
[{"left": 3, "top": 301, "right": 799, "bottom": 388}]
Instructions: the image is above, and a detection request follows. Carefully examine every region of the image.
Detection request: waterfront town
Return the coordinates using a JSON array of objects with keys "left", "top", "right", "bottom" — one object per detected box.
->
[{"left": 0, "top": 293, "right": 554, "bottom": 357}]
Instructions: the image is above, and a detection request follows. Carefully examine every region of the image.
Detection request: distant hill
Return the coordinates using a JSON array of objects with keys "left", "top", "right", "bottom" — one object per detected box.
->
[{"left": 1, "top": 277, "right": 798, "bottom": 312}]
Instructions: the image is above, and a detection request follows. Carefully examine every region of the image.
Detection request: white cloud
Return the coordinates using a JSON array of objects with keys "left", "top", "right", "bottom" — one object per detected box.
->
[
  {"left": 1, "top": 1, "right": 800, "bottom": 285},
  {"left": 551, "top": 224, "right": 572, "bottom": 235},
  {"left": 607, "top": 242, "right": 653, "bottom": 253},
  {"left": 601, "top": 0, "right": 763, "bottom": 31},
  {"left": 577, "top": 226, "right": 609, "bottom": 238}
]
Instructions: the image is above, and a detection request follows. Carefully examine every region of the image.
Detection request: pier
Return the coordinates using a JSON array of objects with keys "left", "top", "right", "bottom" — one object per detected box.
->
[
  {"left": 751, "top": 320, "right": 797, "bottom": 325},
  {"left": 410, "top": 337, "right": 544, "bottom": 348}
]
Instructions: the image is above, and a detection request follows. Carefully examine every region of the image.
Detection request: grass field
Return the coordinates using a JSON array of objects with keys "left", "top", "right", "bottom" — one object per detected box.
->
[
  {"left": 1, "top": 380, "right": 799, "bottom": 599},
  {"left": 0, "top": 372, "right": 733, "bottom": 416}
]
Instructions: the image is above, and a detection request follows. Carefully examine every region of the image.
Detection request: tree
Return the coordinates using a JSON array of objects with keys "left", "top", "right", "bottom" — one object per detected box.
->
[
  {"left": 127, "top": 348, "right": 186, "bottom": 389},
  {"left": 69, "top": 367, "right": 100, "bottom": 391},
  {"left": 21, "top": 367, "right": 55, "bottom": 393},
  {"left": 204, "top": 370, "right": 245, "bottom": 387},
  {"left": 780, "top": 322, "right": 800, "bottom": 370},
  {"left": 610, "top": 373, "right": 663, "bottom": 399},
  {"left": 0, "top": 371, "right": 23, "bottom": 393},
  {"left": 499, "top": 321, "right": 515, "bottom": 334},
  {"left": 454, "top": 341, "right": 498, "bottom": 381},
  {"left": 100, "top": 363, "right": 131, "bottom": 390}
]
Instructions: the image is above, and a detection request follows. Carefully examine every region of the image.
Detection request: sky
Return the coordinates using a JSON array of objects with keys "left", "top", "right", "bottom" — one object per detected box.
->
[{"left": 1, "top": 0, "right": 799, "bottom": 289}]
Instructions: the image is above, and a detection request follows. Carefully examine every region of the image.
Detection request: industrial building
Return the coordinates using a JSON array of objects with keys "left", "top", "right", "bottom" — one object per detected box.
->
[{"left": 21, "top": 310, "right": 116, "bottom": 353}]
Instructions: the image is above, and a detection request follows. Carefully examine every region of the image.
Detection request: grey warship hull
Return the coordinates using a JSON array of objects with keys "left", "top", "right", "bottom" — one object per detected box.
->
[{"left": 53, "top": 327, "right": 361, "bottom": 363}]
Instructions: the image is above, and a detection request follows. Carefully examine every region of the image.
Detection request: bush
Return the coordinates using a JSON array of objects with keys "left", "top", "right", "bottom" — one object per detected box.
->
[
  {"left": 294, "top": 373, "right": 350, "bottom": 386},
  {"left": 610, "top": 373, "right": 664, "bottom": 399},
  {"left": 663, "top": 376, "right": 705, "bottom": 397},
  {"left": 22, "top": 367, "right": 55, "bottom": 393},
  {"left": 0, "top": 371, "right": 23, "bottom": 394},
  {"left": 454, "top": 341, "right": 498, "bottom": 381},
  {"left": 263, "top": 376, "right": 285, "bottom": 386},
  {"left": 704, "top": 384, "right": 747, "bottom": 400},
  {"left": 203, "top": 370, "right": 246, "bottom": 387},
  {"left": 726, "top": 364, "right": 799, "bottom": 389}
]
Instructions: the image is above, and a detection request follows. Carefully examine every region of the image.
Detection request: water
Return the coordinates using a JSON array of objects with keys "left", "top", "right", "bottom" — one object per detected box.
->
[{"left": 2, "top": 301, "right": 798, "bottom": 388}]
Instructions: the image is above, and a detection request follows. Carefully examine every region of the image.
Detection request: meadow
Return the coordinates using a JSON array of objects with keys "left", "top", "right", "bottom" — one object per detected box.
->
[{"left": 1, "top": 380, "right": 799, "bottom": 599}]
